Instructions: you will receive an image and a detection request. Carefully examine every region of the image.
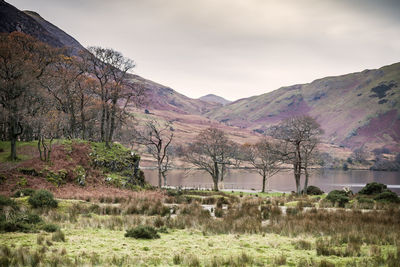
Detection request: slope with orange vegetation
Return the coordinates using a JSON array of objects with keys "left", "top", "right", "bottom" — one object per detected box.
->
[{"left": 0, "top": 140, "right": 156, "bottom": 200}]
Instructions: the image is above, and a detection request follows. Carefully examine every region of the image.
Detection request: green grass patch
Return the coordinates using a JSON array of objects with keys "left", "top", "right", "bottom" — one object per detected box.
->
[{"left": 0, "top": 141, "right": 36, "bottom": 162}]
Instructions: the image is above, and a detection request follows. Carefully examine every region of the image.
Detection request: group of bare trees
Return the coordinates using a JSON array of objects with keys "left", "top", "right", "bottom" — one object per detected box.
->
[
  {"left": 0, "top": 32, "right": 145, "bottom": 161},
  {"left": 179, "top": 115, "right": 323, "bottom": 193}
]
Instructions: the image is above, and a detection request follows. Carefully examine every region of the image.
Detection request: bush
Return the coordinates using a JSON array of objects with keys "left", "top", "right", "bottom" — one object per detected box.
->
[
  {"left": 326, "top": 190, "right": 349, "bottom": 207},
  {"left": 13, "top": 188, "right": 36, "bottom": 198},
  {"left": 125, "top": 225, "right": 160, "bottom": 239},
  {"left": 306, "top": 186, "right": 324, "bottom": 195},
  {"left": 0, "top": 195, "right": 17, "bottom": 208},
  {"left": 359, "top": 182, "right": 387, "bottom": 195},
  {"left": 374, "top": 191, "right": 399, "bottom": 203},
  {"left": 42, "top": 223, "right": 60, "bottom": 233},
  {"left": 28, "top": 190, "right": 58, "bottom": 208},
  {"left": 356, "top": 196, "right": 374, "bottom": 203},
  {"left": 214, "top": 208, "right": 223, "bottom": 218}
]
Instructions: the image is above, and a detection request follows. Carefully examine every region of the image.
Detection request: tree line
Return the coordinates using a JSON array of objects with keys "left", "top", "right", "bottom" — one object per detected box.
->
[
  {"left": 144, "top": 116, "right": 324, "bottom": 194},
  {"left": 0, "top": 32, "right": 145, "bottom": 160}
]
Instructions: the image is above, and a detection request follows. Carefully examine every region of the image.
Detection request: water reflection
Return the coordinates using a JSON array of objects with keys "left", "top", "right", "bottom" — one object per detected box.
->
[{"left": 143, "top": 168, "right": 400, "bottom": 193}]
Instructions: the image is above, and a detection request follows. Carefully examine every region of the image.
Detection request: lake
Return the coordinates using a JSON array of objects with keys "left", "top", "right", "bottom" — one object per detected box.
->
[{"left": 143, "top": 168, "right": 400, "bottom": 194}]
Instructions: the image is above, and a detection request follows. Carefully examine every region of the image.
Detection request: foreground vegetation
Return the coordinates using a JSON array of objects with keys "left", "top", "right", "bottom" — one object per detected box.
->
[{"left": 1, "top": 184, "right": 400, "bottom": 266}]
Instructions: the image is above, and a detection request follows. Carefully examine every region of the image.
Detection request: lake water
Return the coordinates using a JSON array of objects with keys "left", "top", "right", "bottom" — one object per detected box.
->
[{"left": 143, "top": 168, "right": 400, "bottom": 194}]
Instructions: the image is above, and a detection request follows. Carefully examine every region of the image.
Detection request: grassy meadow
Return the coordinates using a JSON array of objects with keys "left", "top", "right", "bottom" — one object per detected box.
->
[{"left": 1, "top": 189, "right": 400, "bottom": 266}]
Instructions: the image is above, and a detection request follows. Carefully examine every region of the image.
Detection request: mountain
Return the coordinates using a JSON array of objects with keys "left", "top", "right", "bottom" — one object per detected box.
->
[
  {"left": 199, "top": 94, "right": 231, "bottom": 106},
  {"left": 206, "top": 63, "right": 400, "bottom": 151},
  {"left": 0, "top": 0, "right": 84, "bottom": 55},
  {"left": 0, "top": 1, "right": 220, "bottom": 116},
  {"left": 23, "top": 10, "right": 85, "bottom": 55}
]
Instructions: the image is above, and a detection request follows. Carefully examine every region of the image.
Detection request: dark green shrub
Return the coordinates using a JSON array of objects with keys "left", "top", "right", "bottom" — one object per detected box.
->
[
  {"left": 359, "top": 182, "right": 387, "bottom": 195},
  {"left": 356, "top": 196, "right": 374, "bottom": 203},
  {"left": 0, "top": 221, "right": 31, "bottom": 232},
  {"left": 158, "top": 226, "right": 168, "bottom": 233},
  {"left": 0, "top": 174, "right": 6, "bottom": 184},
  {"left": 42, "top": 223, "right": 60, "bottom": 232},
  {"left": 166, "top": 189, "right": 183, "bottom": 197},
  {"left": 216, "top": 197, "right": 229, "bottom": 208},
  {"left": 0, "top": 195, "right": 17, "bottom": 209},
  {"left": 306, "top": 186, "right": 324, "bottom": 195},
  {"left": 28, "top": 190, "right": 58, "bottom": 208},
  {"left": 18, "top": 167, "right": 39, "bottom": 176},
  {"left": 374, "top": 191, "right": 399, "bottom": 203},
  {"left": 342, "top": 162, "right": 349, "bottom": 170},
  {"left": 24, "top": 213, "right": 42, "bottom": 224},
  {"left": 13, "top": 188, "right": 36, "bottom": 198},
  {"left": 326, "top": 190, "right": 349, "bottom": 207},
  {"left": 214, "top": 208, "right": 223, "bottom": 218},
  {"left": 125, "top": 225, "right": 160, "bottom": 239}
]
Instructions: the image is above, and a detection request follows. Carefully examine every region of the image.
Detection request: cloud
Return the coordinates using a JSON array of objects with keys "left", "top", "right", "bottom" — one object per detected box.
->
[{"left": 7, "top": 0, "right": 400, "bottom": 100}]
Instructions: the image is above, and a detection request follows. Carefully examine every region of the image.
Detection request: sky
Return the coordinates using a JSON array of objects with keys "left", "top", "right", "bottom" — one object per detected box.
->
[{"left": 7, "top": 0, "right": 400, "bottom": 101}]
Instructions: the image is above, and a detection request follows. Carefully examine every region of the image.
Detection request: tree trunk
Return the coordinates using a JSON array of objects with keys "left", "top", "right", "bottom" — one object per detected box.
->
[
  {"left": 105, "top": 106, "right": 110, "bottom": 148},
  {"left": 38, "top": 138, "right": 43, "bottom": 161},
  {"left": 158, "top": 167, "right": 162, "bottom": 188},
  {"left": 293, "top": 162, "right": 302, "bottom": 194},
  {"left": 295, "top": 172, "right": 301, "bottom": 194},
  {"left": 108, "top": 99, "right": 117, "bottom": 146},
  {"left": 303, "top": 161, "right": 309, "bottom": 194},
  {"left": 162, "top": 172, "right": 167, "bottom": 187},
  {"left": 100, "top": 101, "right": 105, "bottom": 142},
  {"left": 213, "top": 161, "right": 219, "bottom": 191},
  {"left": 262, "top": 173, "right": 266, "bottom": 193},
  {"left": 294, "top": 143, "right": 302, "bottom": 194},
  {"left": 9, "top": 116, "right": 22, "bottom": 161},
  {"left": 10, "top": 136, "right": 17, "bottom": 161},
  {"left": 70, "top": 114, "right": 76, "bottom": 139}
]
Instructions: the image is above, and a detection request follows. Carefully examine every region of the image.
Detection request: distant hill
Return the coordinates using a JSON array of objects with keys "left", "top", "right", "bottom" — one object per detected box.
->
[
  {"left": 199, "top": 94, "right": 231, "bottom": 106},
  {"left": 206, "top": 63, "right": 400, "bottom": 151}
]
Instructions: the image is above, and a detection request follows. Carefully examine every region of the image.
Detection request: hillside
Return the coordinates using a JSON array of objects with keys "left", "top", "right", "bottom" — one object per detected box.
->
[
  {"left": 207, "top": 63, "right": 400, "bottom": 151},
  {"left": 199, "top": 94, "right": 231, "bottom": 106},
  {"left": 0, "top": 1, "right": 63, "bottom": 48},
  {"left": 0, "top": 140, "right": 148, "bottom": 198}
]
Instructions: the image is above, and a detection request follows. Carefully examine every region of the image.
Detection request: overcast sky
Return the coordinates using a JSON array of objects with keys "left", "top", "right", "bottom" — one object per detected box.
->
[{"left": 7, "top": 0, "right": 400, "bottom": 101}]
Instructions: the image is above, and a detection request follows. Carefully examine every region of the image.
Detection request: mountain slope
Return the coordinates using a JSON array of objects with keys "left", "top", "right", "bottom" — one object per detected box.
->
[
  {"left": 199, "top": 94, "right": 231, "bottom": 106},
  {"left": 207, "top": 63, "right": 400, "bottom": 151},
  {"left": 0, "top": 0, "right": 63, "bottom": 48},
  {"left": 0, "top": 1, "right": 219, "bottom": 116},
  {"left": 23, "top": 10, "right": 85, "bottom": 55}
]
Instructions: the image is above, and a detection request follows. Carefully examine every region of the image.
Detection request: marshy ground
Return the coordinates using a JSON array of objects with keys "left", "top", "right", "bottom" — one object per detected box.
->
[{"left": 1, "top": 189, "right": 400, "bottom": 266}]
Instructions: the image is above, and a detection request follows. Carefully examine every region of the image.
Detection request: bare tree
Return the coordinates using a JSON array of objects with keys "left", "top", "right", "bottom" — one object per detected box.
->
[
  {"left": 269, "top": 116, "right": 323, "bottom": 194},
  {"left": 301, "top": 137, "right": 320, "bottom": 192},
  {"left": 81, "top": 47, "right": 144, "bottom": 147},
  {"left": 133, "top": 120, "right": 174, "bottom": 188},
  {"left": 352, "top": 147, "right": 368, "bottom": 164},
  {"left": 244, "top": 138, "right": 283, "bottom": 193},
  {"left": 0, "top": 32, "right": 56, "bottom": 160},
  {"left": 182, "top": 127, "right": 237, "bottom": 191}
]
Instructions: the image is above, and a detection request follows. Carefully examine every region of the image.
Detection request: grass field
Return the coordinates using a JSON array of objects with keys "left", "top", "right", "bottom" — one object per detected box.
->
[{"left": 1, "top": 190, "right": 399, "bottom": 266}]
